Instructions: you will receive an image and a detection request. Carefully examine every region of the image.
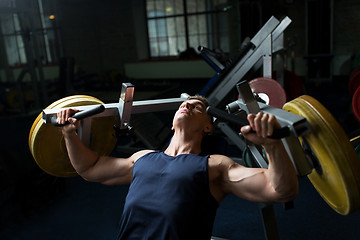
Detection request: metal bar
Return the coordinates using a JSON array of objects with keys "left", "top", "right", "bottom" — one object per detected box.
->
[
  {"left": 248, "top": 145, "right": 268, "bottom": 169},
  {"left": 282, "top": 136, "right": 313, "bottom": 176},
  {"left": 217, "top": 122, "right": 247, "bottom": 151},
  {"left": 259, "top": 204, "right": 280, "bottom": 240},
  {"left": 206, "top": 16, "right": 293, "bottom": 107},
  {"left": 131, "top": 94, "right": 189, "bottom": 114},
  {"left": 42, "top": 93, "right": 189, "bottom": 124},
  {"left": 237, "top": 81, "right": 261, "bottom": 114},
  {"left": 78, "top": 119, "right": 92, "bottom": 147},
  {"left": 272, "top": 32, "right": 284, "bottom": 54},
  {"left": 199, "top": 46, "right": 225, "bottom": 72},
  {"left": 262, "top": 33, "right": 273, "bottom": 78},
  {"left": 250, "top": 16, "right": 280, "bottom": 47},
  {"left": 230, "top": 98, "right": 313, "bottom": 175},
  {"left": 118, "top": 83, "right": 134, "bottom": 129},
  {"left": 146, "top": 9, "right": 227, "bottom": 20},
  {"left": 207, "top": 34, "right": 273, "bottom": 106},
  {"left": 233, "top": 99, "right": 310, "bottom": 137},
  {"left": 271, "top": 16, "right": 292, "bottom": 43},
  {"left": 183, "top": 0, "right": 190, "bottom": 49},
  {"left": 236, "top": 80, "right": 270, "bottom": 168}
]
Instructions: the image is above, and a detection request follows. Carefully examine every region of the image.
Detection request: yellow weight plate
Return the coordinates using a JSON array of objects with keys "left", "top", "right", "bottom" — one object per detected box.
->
[
  {"left": 29, "top": 95, "right": 117, "bottom": 177},
  {"left": 283, "top": 95, "right": 360, "bottom": 215}
]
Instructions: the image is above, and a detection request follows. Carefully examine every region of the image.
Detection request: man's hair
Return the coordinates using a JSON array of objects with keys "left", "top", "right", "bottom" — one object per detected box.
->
[
  {"left": 186, "top": 95, "right": 213, "bottom": 124},
  {"left": 187, "top": 95, "right": 210, "bottom": 108}
]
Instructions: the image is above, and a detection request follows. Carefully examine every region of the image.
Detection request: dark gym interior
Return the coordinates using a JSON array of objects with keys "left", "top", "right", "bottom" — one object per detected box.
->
[{"left": 1, "top": 0, "right": 360, "bottom": 239}]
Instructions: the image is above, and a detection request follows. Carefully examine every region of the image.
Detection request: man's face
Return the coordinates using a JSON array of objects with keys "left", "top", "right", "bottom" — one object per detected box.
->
[{"left": 173, "top": 99, "right": 212, "bottom": 132}]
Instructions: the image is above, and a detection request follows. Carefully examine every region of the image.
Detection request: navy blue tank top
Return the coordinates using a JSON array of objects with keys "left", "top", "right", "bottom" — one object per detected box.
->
[{"left": 117, "top": 151, "right": 219, "bottom": 240}]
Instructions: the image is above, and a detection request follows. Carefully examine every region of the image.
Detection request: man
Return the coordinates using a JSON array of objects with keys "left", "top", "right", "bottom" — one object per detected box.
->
[{"left": 56, "top": 95, "right": 298, "bottom": 240}]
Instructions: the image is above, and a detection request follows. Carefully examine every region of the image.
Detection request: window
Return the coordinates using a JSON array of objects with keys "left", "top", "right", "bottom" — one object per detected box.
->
[
  {"left": 146, "top": 0, "right": 230, "bottom": 57},
  {"left": 1, "top": 12, "right": 27, "bottom": 66},
  {"left": 0, "top": 0, "right": 60, "bottom": 67}
]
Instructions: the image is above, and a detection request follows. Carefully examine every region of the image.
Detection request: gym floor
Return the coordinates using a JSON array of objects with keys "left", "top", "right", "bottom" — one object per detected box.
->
[{"left": 1, "top": 79, "right": 360, "bottom": 240}]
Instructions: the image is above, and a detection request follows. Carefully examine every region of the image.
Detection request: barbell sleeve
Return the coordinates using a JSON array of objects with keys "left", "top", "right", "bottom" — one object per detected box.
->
[
  {"left": 50, "top": 104, "right": 105, "bottom": 127},
  {"left": 206, "top": 106, "right": 290, "bottom": 139}
]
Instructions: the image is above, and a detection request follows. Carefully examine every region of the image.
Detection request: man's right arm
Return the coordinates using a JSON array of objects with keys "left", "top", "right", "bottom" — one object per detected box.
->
[{"left": 57, "top": 108, "right": 151, "bottom": 185}]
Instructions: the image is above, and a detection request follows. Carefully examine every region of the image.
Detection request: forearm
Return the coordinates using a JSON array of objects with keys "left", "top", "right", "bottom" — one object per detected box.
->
[
  {"left": 63, "top": 131, "right": 100, "bottom": 175},
  {"left": 263, "top": 141, "right": 299, "bottom": 201}
]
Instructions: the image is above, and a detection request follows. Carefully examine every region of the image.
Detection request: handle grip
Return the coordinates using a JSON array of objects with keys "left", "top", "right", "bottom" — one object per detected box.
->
[
  {"left": 50, "top": 104, "right": 105, "bottom": 127},
  {"left": 206, "top": 106, "right": 290, "bottom": 139}
]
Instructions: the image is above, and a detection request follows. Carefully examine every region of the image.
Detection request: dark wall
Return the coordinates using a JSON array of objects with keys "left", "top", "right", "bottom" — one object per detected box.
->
[{"left": 57, "top": 0, "right": 138, "bottom": 75}]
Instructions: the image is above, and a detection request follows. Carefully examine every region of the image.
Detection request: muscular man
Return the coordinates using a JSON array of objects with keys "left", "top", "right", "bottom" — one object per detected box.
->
[{"left": 56, "top": 95, "right": 298, "bottom": 240}]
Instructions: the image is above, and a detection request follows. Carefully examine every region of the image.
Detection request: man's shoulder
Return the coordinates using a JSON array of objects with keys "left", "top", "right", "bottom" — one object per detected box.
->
[
  {"left": 208, "top": 154, "right": 234, "bottom": 166},
  {"left": 131, "top": 149, "right": 156, "bottom": 162}
]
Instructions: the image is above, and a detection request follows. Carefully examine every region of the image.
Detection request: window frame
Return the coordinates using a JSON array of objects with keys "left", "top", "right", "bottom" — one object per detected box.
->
[{"left": 145, "top": 0, "right": 230, "bottom": 58}]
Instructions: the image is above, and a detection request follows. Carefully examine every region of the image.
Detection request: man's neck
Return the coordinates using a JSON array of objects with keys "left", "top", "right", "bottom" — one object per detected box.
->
[{"left": 164, "top": 130, "right": 203, "bottom": 156}]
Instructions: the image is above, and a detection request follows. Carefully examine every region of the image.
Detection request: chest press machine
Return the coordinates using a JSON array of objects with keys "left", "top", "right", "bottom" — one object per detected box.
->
[
  {"left": 199, "top": 15, "right": 360, "bottom": 238},
  {"left": 28, "top": 15, "right": 360, "bottom": 240},
  {"left": 29, "top": 80, "right": 360, "bottom": 227}
]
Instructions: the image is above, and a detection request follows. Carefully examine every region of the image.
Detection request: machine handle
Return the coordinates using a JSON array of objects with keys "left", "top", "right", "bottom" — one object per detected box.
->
[
  {"left": 206, "top": 106, "right": 290, "bottom": 139},
  {"left": 50, "top": 104, "right": 105, "bottom": 127}
]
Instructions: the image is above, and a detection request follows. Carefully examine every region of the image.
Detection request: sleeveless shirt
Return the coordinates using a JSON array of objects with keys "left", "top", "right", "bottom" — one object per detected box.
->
[{"left": 117, "top": 151, "right": 219, "bottom": 240}]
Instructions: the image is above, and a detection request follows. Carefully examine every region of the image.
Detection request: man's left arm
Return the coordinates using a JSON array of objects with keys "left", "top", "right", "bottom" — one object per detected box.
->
[{"left": 216, "top": 112, "right": 298, "bottom": 203}]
